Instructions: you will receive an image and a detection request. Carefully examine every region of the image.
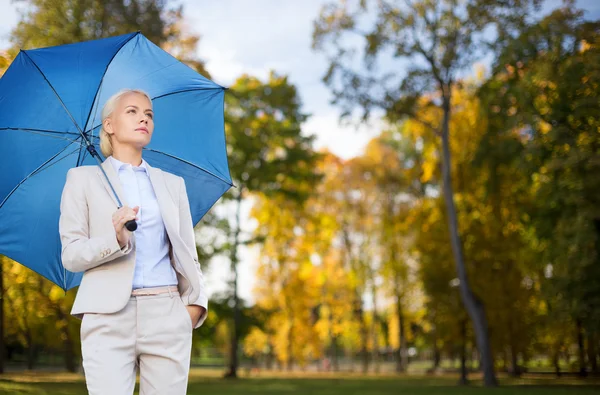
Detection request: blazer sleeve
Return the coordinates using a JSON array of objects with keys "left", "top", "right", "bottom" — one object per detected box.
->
[
  {"left": 59, "top": 168, "right": 133, "bottom": 273},
  {"left": 178, "top": 176, "right": 209, "bottom": 328}
]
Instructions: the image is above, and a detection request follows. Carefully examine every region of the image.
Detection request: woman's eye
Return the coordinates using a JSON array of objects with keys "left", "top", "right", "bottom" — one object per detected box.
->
[
  {"left": 146, "top": 113, "right": 153, "bottom": 119},
  {"left": 128, "top": 109, "right": 136, "bottom": 114}
]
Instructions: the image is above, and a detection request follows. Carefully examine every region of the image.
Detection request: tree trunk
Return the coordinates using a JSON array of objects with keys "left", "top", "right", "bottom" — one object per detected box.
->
[
  {"left": 553, "top": 348, "right": 561, "bottom": 377},
  {"left": 225, "top": 190, "right": 243, "bottom": 379},
  {"left": 266, "top": 338, "right": 274, "bottom": 370},
  {"left": 396, "top": 294, "right": 408, "bottom": 373},
  {"left": 501, "top": 349, "right": 508, "bottom": 372},
  {"left": 360, "top": 318, "right": 369, "bottom": 374},
  {"left": 26, "top": 334, "right": 35, "bottom": 370},
  {"left": 331, "top": 335, "right": 339, "bottom": 372},
  {"left": 588, "top": 332, "right": 598, "bottom": 373},
  {"left": 48, "top": 297, "right": 78, "bottom": 373},
  {"left": 63, "top": 324, "right": 76, "bottom": 373},
  {"left": 98, "top": 0, "right": 107, "bottom": 38},
  {"left": 431, "top": 325, "right": 440, "bottom": 372},
  {"left": 577, "top": 319, "right": 587, "bottom": 377},
  {"left": 509, "top": 341, "right": 520, "bottom": 377},
  {"left": 440, "top": 101, "right": 497, "bottom": 387},
  {"left": 371, "top": 279, "right": 380, "bottom": 374},
  {"left": 459, "top": 319, "right": 468, "bottom": 385},
  {"left": 470, "top": 347, "right": 477, "bottom": 371},
  {"left": 287, "top": 314, "right": 294, "bottom": 371},
  {"left": 55, "top": 309, "right": 77, "bottom": 373},
  {"left": 355, "top": 294, "right": 369, "bottom": 374},
  {"left": 325, "top": 296, "right": 340, "bottom": 372}
]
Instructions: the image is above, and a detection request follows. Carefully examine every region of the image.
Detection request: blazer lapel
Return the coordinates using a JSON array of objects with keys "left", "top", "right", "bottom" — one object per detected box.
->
[
  {"left": 146, "top": 161, "right": 180, "bottom": 240},
  {"left": 97, "top": 158, "right": 128, "bottom": 208},
  {"left": 146, "top": 161, "right": 195, "bottom": 296}
]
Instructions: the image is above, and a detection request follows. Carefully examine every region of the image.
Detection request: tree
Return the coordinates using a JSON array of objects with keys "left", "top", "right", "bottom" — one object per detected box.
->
[
  {"left": 360, "top": 134, "right": 420, "bottom": 372},
  {"left": 12, "top": 0, "right": 170, "bottom": 48},
  {"left": 480, "top": 5, "right": 600, "bottom": 376},
  {"left": 332, "top": 157, "right": 379, "bottom": 373},
  {"left": 222, "top": 72, "right": 320, "bottom": 377},
  {"left": 1, "top": 258, "right": 79, "bottom": 371},
  {"left": 0, "top": 49, "right": 19, "bottom": 77},
  {"left": 251, "top": 194, "right": 323, "bottom": 370},
  {"left": 304, "top": 152, "right": 358, "bottom": 372},
  {"left": 9, "top": 0, "right": 209, "bottom": 76},
  {"left": 312, "top": 0, "right": 541, "bottom": 386},
  {"left": 453, "top": 83, "right": 539, "bottom": 376}
]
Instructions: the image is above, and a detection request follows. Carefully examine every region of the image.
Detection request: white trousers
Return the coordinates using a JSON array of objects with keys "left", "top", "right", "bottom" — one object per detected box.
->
[{"left": 80, "top": 292, "right": 193, "bottom": 394}]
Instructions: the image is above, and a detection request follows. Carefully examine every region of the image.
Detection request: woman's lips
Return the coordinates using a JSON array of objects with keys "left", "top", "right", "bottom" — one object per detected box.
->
[{"left": 136, "top": 127, "right": 149, "bottom": 134}]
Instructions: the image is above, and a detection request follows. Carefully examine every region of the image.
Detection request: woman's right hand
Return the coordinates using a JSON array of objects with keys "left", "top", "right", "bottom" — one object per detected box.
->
[{"left": 113, "top": 206, "right": 139, "bottom": 248}]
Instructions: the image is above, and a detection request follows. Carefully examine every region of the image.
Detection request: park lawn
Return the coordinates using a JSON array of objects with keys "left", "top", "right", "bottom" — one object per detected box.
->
[{"left": 0, "top": 369, "right": 599, "bottom": 394}]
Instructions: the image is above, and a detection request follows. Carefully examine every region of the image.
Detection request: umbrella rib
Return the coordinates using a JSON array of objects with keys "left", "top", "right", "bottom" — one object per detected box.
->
[
  {"left": 21, "top": 51, "right": 86, "bottom": 137},
  {"left": 85, "top": 88, "right": 226, "bottom": 133},
  {"left": 82, "top": 32, "right": 139, "bottom": 134},
  {"left": 0, "top": 127, "right": 83, "bottom": 144},
  {"left": 79, "top": 81, "right": 104, "bottom": 168},
  {"left": 84, "top": 73, "right": 104, "bottom": 140},
  {"left": 142, "top": 148, "right": 234, "bottom": 187},
  {"left": 0, "top": 142, "right": 81, "bottom": 209},
  {"left": 152, "top": 86, "right": 225, "bottom": 101},
  {"left": 0, "top": 127, "right": 80, "bottom": 136}
]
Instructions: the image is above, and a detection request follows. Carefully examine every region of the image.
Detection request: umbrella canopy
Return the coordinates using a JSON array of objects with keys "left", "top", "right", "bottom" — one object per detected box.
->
[{"left": 0, "top": 32, "right": 232, "bottom": 290}]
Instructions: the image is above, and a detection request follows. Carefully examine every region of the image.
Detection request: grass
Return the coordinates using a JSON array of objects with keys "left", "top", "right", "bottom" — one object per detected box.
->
[{"left": 0, "top": 369, "right": 599, "bottom": 394}]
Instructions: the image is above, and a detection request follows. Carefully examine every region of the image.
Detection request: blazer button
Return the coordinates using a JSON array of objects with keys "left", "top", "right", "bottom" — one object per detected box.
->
[{"left": 107, "top": 249, "right": 111, "bottom": 254}]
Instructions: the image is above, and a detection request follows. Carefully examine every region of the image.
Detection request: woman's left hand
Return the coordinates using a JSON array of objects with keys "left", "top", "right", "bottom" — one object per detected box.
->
[{"left": 185, "top": 305, "right": 206, "bottom": 327}]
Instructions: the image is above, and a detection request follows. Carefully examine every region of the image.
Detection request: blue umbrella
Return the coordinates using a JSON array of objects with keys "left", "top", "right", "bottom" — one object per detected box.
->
[{"left": 0, "top": 32, "right": 232, "bottom": 291}]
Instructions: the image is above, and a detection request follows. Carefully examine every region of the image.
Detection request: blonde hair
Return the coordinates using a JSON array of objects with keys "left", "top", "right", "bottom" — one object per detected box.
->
[{"left": 99, "top": 89, "right": 152, "bottom": 157}]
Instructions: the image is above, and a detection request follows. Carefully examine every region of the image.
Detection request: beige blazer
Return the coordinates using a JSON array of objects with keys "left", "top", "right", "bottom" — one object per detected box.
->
[{"left": 59, "top": 158, "right": 208, "bottom": 328}]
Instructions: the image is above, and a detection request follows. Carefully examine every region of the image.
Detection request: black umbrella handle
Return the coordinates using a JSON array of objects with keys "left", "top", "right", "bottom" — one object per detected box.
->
[{"left": 125, "top": 220, "right": 138, "bottom": 232}]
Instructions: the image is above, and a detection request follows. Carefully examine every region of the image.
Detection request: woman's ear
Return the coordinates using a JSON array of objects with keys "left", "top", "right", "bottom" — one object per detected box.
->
[{"left": 103, "top": 118, "right": 113, "bottom": 135}]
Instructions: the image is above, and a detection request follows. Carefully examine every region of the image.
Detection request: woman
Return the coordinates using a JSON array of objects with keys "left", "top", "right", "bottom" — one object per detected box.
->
[{"left": 59, "top": 89, "right": 208, "bottom": 395}]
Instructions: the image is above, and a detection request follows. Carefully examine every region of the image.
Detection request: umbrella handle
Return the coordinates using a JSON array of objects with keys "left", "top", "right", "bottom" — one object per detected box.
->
[
  {"left": 125, "top": 220, "right": 138, "bottom": 232},
  {"left": 86, "top": 146, "right": 139, "bottom": 233}
]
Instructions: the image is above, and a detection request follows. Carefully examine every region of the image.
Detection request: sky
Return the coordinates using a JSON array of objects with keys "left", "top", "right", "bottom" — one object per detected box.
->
[{"left": 1, "top": 0, "right": 599, "bottom": 304}]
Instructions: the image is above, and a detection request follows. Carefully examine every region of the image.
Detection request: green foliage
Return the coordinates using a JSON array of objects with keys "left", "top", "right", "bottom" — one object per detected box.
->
[
  {"left": 480, "top": 6, "right": 600, "bottom": 333},
  {"left": 8, "top": 0, "right": 209, "bottom": 76},
  {"left": 1, "top": 256, "right": 79, "bottom": 371},
  {"left": 224, "top": 72, "right": 321, "bottom": 203},
  {"left": 312, "top": 0, "right": 540, "bottom": 123},
  {"left": 11, "top": 0, "right": 173, "bottom": 48}
]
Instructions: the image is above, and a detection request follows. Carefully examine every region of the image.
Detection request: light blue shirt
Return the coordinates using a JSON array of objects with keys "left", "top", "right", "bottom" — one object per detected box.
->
[{"left": 109, "top": 156, "right": 178, "bottom": 290}]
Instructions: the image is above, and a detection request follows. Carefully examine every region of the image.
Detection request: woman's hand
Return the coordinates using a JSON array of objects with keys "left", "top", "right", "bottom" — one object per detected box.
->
[
  {"left": 112, "top": 206, "right": 139, "bottom": 248},
  {"left": 185, "top": 305, "right": 206, "bottom": 327}
]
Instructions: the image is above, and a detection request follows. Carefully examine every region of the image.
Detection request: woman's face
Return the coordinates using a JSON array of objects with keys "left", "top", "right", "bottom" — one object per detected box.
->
[{"left": 104, "top": 92, "right": 154, "bottom": 150}]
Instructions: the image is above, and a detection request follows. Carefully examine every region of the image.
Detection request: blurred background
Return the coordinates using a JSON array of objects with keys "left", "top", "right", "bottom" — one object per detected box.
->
[{"left": 1, "top": 0, "right": 600, "bottom": 393}]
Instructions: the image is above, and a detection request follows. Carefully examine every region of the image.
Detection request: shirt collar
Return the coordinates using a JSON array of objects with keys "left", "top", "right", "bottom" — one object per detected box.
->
[{"left": 109, "top": 155, "right": 149, "bottom": 174}]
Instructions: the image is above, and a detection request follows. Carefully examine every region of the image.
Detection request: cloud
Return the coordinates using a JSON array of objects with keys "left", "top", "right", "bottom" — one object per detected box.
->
[
  {"left": 0, "top": 0, "right": 20, "bottom": 48},
  {"left": 183, "top": 1, "right": 329, "bottom": 85},
  {"left": 199, "top": 42, "right": 289, "bottom": 86},
  {"left": 304, "top": 112, "right": 384, "bottom": 159}
]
